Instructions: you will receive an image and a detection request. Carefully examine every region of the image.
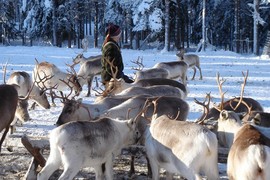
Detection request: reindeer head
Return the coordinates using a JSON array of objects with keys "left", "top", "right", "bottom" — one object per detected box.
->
[
  {"left": 56, "top": 98, "right": 83, "bottom": 126},
  {"left": 15, "top": 98, "right": 30, "bottom": 123},
  {"left": 176, "top": 48, "right": 186, "bottom": 60},
  {"left": 73, "top": 54, "right": 84, "bottom": 64}
]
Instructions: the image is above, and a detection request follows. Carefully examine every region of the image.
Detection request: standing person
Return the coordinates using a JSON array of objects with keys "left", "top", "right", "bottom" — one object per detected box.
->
[{"left": 101, "top": 23, "right": 133, "bottom": 86}]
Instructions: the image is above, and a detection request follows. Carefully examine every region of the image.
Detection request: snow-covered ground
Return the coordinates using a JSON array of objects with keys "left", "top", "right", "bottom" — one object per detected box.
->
[{"left": 0, "top": 46, "right": 270, "bottom": 179}]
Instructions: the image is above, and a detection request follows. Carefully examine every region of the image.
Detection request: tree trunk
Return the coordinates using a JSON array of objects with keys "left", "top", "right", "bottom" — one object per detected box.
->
[
  {"left": 52, "top": 0, "right": 57, "bottom": 46},
  {"left": 94, "top": 1, "right": 98, "bottom": 48},
  {"left": 164, "top": 0, "right": 170, "bottom": 51},
  {"left": 175, "top": 0, "right": 181, "bottom": 49},
  {"left": 201, "top": 0, "right": 206, "bottom": 51},
  {"left": 234, "top": 0, "right": 240, "bottom": 53},
  {"left": 135, "top": 32, "right": 140, "bottom": 49},
  {"left": 253, "top": 0, "right": 259, "bottom": 55},
  {"left": 68, "top": 30, "right": 71, "bottom": 48}
]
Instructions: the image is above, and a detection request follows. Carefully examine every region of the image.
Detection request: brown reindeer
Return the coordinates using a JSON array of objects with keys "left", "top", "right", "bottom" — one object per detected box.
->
[
  {"left": 0, "top": 84, "right": 18, "bottom": 152},
  {"left": 217, "top": 110, "right": 270, "bottom": 179}
]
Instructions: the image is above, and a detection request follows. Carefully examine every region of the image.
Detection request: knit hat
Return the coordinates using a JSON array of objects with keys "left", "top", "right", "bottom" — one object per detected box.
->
[{"left": 106, "top": 24, "right": 121, "bottom": 37}]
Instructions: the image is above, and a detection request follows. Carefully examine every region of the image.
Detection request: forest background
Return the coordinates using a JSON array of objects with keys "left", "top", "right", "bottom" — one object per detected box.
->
[{"left": 0, "top": 0, "right": 270, "bottom": 55}]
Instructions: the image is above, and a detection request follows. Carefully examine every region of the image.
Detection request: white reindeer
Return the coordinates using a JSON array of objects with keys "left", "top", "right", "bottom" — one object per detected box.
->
[
  {"left": 134, "top": 68, "right": 169, "bottom": 82},
  {"left": 218, "top": 110, "right": 270, "bottom": 180},
  {"left": 142, "top": 114, "right": 219, "bottom": 180},
  {"left": 104, "top": 78, "right": 187, "bottom": 97},
  {"left": 131, "top": 57, "right": 169, "bottom": 82},
  {"left": 56, "top": 96, "right": 130, "bottom": 125},
  {"left": 153, "top": 61, "right": 188, "bottom": 85},
  {"left": 176, "top": 48, "right": 202, "bottom": 80},
  {"left": 33, "top": 60, "right": 82, "bottom": 105},
  {"left": 73, "top": 54, "right": 102, "bottom": 97},
  {"left": 57, "top": 95, "right": 189, "bottom": 126},
  {"left": 115, "top": 85, "right": 187, "bottom": 99},
  {"left": 37, "top": 117, "right": 141, "bottom": 180}
]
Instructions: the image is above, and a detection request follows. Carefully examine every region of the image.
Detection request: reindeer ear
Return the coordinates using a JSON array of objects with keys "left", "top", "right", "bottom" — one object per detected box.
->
[
  {"left": 220, "top": 110, "right": 229, "bottom": 120},
  {"left": 127, "top": 118, "right": 136, "bottom": 128}
]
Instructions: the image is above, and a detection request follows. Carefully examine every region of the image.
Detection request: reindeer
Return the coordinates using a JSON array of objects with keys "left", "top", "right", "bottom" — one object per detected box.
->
[
  {"left": 56, "top": 96, "right": 130, "bottom": 126},
  {"left": 217, "top": 110, "right": 270, "bottom": 180},
  {"left": 37, "top": 116, "right": 141, "bottom": 180},
  {"left": 139, "top": 99, "right": 219, "bottom": 179},
  {"left": 7, "top": 71, "right": 50, "bottom": 110},
  {"left": 115, "top": 85, "right": 187, "bottom": 99},
  {"left": 73, "top": 53, "right": 102, "bottom": 65},
  {"left": 2, "top": 65, "right": 31, "bottom": 128},
  {"left": 241, "top": 111, "right": 270, "bottom": 127},
  {"left": 176, "top": 47, "right": 202, "bottom": 80},
  {"left": 104, "top": 78, "right": 187, "bottom": 98},
  {"left": 0, "top": 84, "right": 18, "bottom": 152},
  {"left": 57, "top": 94, "right": 188, "bottom": 126},
  {"left": 73, "top": 54, "right": 102, "bottom": 97},
  {"left": 57, "top": 95, "right": 189, "bottom": 176},
  {"left": 33, "top": 60, "right": 82, "bottom": 105},
  {"left": 131, "top": 57, "right": 169, "bottom": 82},
  {"left": 104, "top": 95, "right": 189, "bottom": 176},
  {"left": 152, "top": 61, "right": 188, "bottom": 85},
  {"left": 135, "top": 68, "right": 169, "bottom": 82}
]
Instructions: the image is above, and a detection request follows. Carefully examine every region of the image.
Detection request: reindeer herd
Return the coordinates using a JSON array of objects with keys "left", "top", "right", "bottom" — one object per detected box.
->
[{"left": 1, "top": 48, "right": 270, "bottom": 180}]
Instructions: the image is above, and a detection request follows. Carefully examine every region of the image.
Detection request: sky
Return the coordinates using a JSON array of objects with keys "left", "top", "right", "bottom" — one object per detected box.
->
[{"left": 0, "top": 45, "right": 270, "bottom": 178}]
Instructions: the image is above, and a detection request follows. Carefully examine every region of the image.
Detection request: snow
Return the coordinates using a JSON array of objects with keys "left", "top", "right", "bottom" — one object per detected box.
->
[{"left": 0, "top": 45, "right": 270, "bottom": 179}]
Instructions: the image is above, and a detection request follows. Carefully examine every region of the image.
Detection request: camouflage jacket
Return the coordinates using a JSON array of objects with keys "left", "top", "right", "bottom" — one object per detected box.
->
[{"left": 101, "top": 39, "right": 124, "bottom": 84}]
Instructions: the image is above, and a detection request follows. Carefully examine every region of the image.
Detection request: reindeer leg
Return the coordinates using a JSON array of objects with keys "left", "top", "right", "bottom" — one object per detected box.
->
[
  {"left": 86, "top": 76, "right": 93, "bottom": 97},
  {"left": 0, "top": 127, "right": 10, "bottom": 152},
  {"left": 146, "top": 156, "right": 152, "bottom": 178},
  {"left": 198, "top": 66, "right": 203, "bottom": 80},
  {"left": 191, "top": 67, "right": 196, "bottom": 80},
  {"left": 129, "top": 155, "right": 135, "bottom": 176}
]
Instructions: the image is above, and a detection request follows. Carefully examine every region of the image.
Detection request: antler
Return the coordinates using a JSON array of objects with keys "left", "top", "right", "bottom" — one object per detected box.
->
[
  {"left": 35, "top": 70, "right": 56, "bottom": 92},
  {"left": 194, "top": 92, "right": 211, "bottom": 124},
  {"left": 215, "top": 72, "right": 227, "bottom": 111},
  {"left": 131, "top": 56, "right": 144, "bottom": 71},
  {"left": 232, "top": 70, "right": 249, "bottom": 111},
  {"left": 66, "top": 61, "right": 80, "bottom": 71}
]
